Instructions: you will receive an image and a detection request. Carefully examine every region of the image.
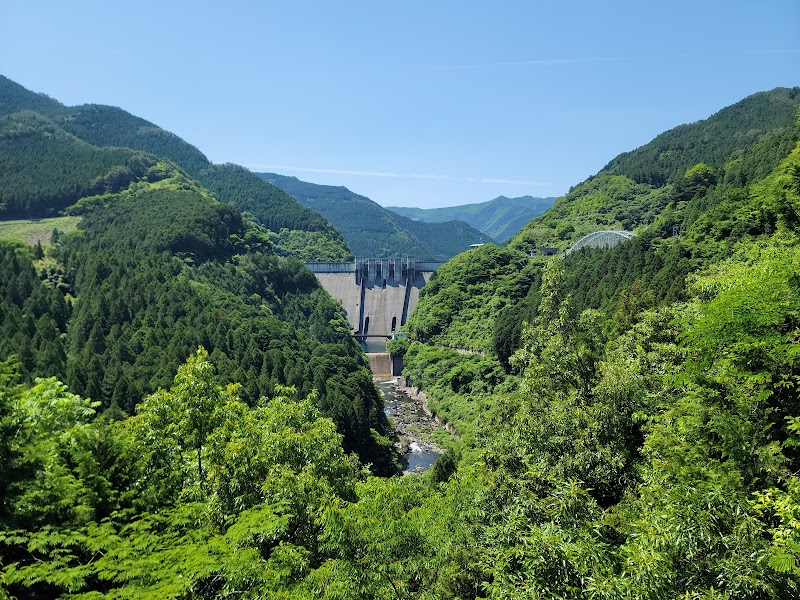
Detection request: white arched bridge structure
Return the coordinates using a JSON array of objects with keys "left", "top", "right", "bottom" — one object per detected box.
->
[{"left": 566, "top": 230, "right": 636, "bottom": 255}]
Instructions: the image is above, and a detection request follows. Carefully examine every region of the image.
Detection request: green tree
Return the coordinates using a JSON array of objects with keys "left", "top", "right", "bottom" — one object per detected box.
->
[
  {"left": 513, "top": 259, "right": 604, "bottom": 399},
  {"left": 674, "top": 162, "right": 717, "bottom": 202},
  {"left": 122, "top": 347, "right": 239, "bottom": 505},
  {"left": 5, "top": 376, "right": 103, "bottom": 529}
]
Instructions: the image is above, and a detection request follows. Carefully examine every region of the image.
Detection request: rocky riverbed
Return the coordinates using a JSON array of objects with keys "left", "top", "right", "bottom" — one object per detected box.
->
[{"left": 377, "top": 378, "right": 444, "bottom": 473}]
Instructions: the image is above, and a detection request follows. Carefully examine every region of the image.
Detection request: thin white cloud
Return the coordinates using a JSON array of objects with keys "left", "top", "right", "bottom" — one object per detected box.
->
[
  {"left": 247, "top": 164, "right": 547, "bottom": 187},
  {"left": 247, "top": 164, "right": 402, "bottom": 178},
  {"left": 408, "top": 173, "right": 449, "bottom": 180},
  {"left": 473, "top": 177, "right": 550, "bottom": 186},
  {"left": 246, "top": 164, "right": 452, "bottom": 181},
  {"left": 451, "top": 56, "right": 629, "bottom": 70}
]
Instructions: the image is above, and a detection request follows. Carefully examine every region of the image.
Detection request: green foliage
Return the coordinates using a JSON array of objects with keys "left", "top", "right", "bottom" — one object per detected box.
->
[
  {"left": 267, "top": 227, "right": 354, "bottom": 262},
  {"left": 0, "top": 352, "right": 367, "bottom": 599},
  {"left": 512, "top": 87, "right": 800, "bottom": 252},
  {"left": 756, "top": 476, "right": 800, "bottom": 576},
  {"left": 59, "top": 103, "right": 209, "bottom": 173},
  {"left": 493, "top": 267, "right": 542, "bottom": 369},
  {"left": 597, "top": 240, "right": 800, "bottom": 597},
  {"left": 385, "top": 336, "right": 410, "bottom": 357},
  {"left": 402, "top": 343, "right": 509, "bottom": 440},
  {"left": 605, "top": 87, "right": 800, "bottom": 186},
  {"left": 4, "top": 75, "right": 800, "bottom": 600},
  {"left": 487, "top": 264, "right": 674, "bottom": 509},
  {"left": 311, "top": 472, "right": 484, "bottom": 598},
  {"left": 0, "top": 74, "right": 67, "bottom": 119},
  {"left": 0, "top": 110, "right": 158, "bottom": 218},
  {"left": 0, "top": 243, "right": 69, "bottom": 380},
  {"left": 0, "top": 171, "right": 394, "bottom": 471},
  {"left": 496, "top": 142, "right": 800, "bottom": 363},
  {"left": 429, "top": 448, "right": 458, "bottom": 484},
  {"left": 512, "top": 172, "right": 671, "bottom": 251},
  {"left": 56, "top": 181, "right": 393, "bottom": 470},
  {"left": 407, "top": 243, "right": 540, "bottom": 352},
  {"left": 387, "top": 124, "right": 800, "bottom": 597},
  {"left": 477, "top": 469, "right": 610, "bottom": 598},
  {"left": 123, "top": 348, "right": 239, "bottom": 503},
  {"left": 761, "top": 140, "right": 800, "bottom": 230},
  {"left": 315, "top": 477, "right": 433, "bottom": 598},
  {"left": 513, "top": 261, "right": 604, "bottom": 399},
  {"left": 674, "top": 162, "right": 717, "bottom": 202},
  {"left": 199, "top": 165, "right": 351, "bottom": 259},
  {"left": 3, "top": 376, "right": 104, "bottom": 530}
]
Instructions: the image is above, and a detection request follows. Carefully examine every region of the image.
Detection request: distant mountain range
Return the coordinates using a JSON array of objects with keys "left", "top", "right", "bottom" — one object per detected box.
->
[
  {"left": 386, "top": 195, "right": 556, "bottom": 242},
  {"left": 257, "top": 172, "right": 488, "bottom": 261}
]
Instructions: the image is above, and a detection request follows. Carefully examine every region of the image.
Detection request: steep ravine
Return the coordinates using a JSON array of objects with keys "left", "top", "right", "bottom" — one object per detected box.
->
[{"left": 378, "top": 378, "right": 445, "bottom": 473}]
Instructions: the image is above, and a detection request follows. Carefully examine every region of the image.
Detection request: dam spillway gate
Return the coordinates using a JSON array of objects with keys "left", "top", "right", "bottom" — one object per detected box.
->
[{"left": 306, "top": 258, "right": 443, "bottom": 353}]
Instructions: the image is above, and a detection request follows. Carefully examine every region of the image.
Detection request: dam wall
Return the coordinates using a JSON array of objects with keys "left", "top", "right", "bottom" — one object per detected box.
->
[{"left": 307, "top": 258, "right": 442, "bottom": 353}]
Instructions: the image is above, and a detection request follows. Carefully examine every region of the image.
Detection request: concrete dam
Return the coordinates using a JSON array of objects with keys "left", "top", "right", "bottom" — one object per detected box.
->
[{"left": 306, "top": 258, "right": 443, "bottom": 356}]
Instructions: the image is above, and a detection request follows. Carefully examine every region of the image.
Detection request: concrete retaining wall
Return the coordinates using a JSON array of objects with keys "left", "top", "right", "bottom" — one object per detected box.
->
[{"left": 367, "top": 353, "right": 392, "bottom": 377}]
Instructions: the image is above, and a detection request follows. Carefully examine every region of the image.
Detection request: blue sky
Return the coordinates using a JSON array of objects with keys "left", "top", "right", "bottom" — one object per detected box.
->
[{"left": 1, "top": 1, "right": 798, "bottom": 208}]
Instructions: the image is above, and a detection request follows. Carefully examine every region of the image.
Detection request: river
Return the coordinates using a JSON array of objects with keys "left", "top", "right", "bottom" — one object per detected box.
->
[{"left": 377, "top": 378, "right": 443, "bottom": 474}]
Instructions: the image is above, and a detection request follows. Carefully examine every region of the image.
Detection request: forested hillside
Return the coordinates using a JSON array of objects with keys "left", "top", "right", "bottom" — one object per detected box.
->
[
  {"left": 0, "top": 75, "right": 397, "bottom": 467},
  {"left": 0, "top": 165, "right": 395, "bottom": 460},
  {"left": 0, "top": 110, "right": 158, "bottom": 217},
  {"left": 383, "top": 87, "right": 800, "bottom": 597},
  {"left": 388, "top": 194, "right": 556, "bottom": 242},
  {"left": 258, "top": 172, "right": 488, "bottom": 259},
  {"left": 2, "top": 78, "right": 800, "bottom": 598},
  {"left": 512, "top": 87, "right": 800, "bottom": 252},
  {"left": 406, "top": 243, "right": 540, "bottom": 353},
  {"left": 0, "top": 75, "right": 350, "bottom": 261}
]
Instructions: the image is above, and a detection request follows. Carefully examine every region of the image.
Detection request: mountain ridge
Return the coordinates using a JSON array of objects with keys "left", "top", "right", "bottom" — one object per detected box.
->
[
  {"left": 510, "top": 86, "right": 800, "bottom": 253},
  {"left": 386, "top": 194, "right": 556, "bottom": 242},
  {"left": 0, "top": 75, "right": 352, "bottom": 261},
  {"left": 257, "top": 171, "right": 489, "bottom": 260}
]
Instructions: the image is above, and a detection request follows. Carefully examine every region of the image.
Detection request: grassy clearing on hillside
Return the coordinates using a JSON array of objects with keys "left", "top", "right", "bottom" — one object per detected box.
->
[{"left": 0, "top": 216, "right": 80, "bottom": 245}]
